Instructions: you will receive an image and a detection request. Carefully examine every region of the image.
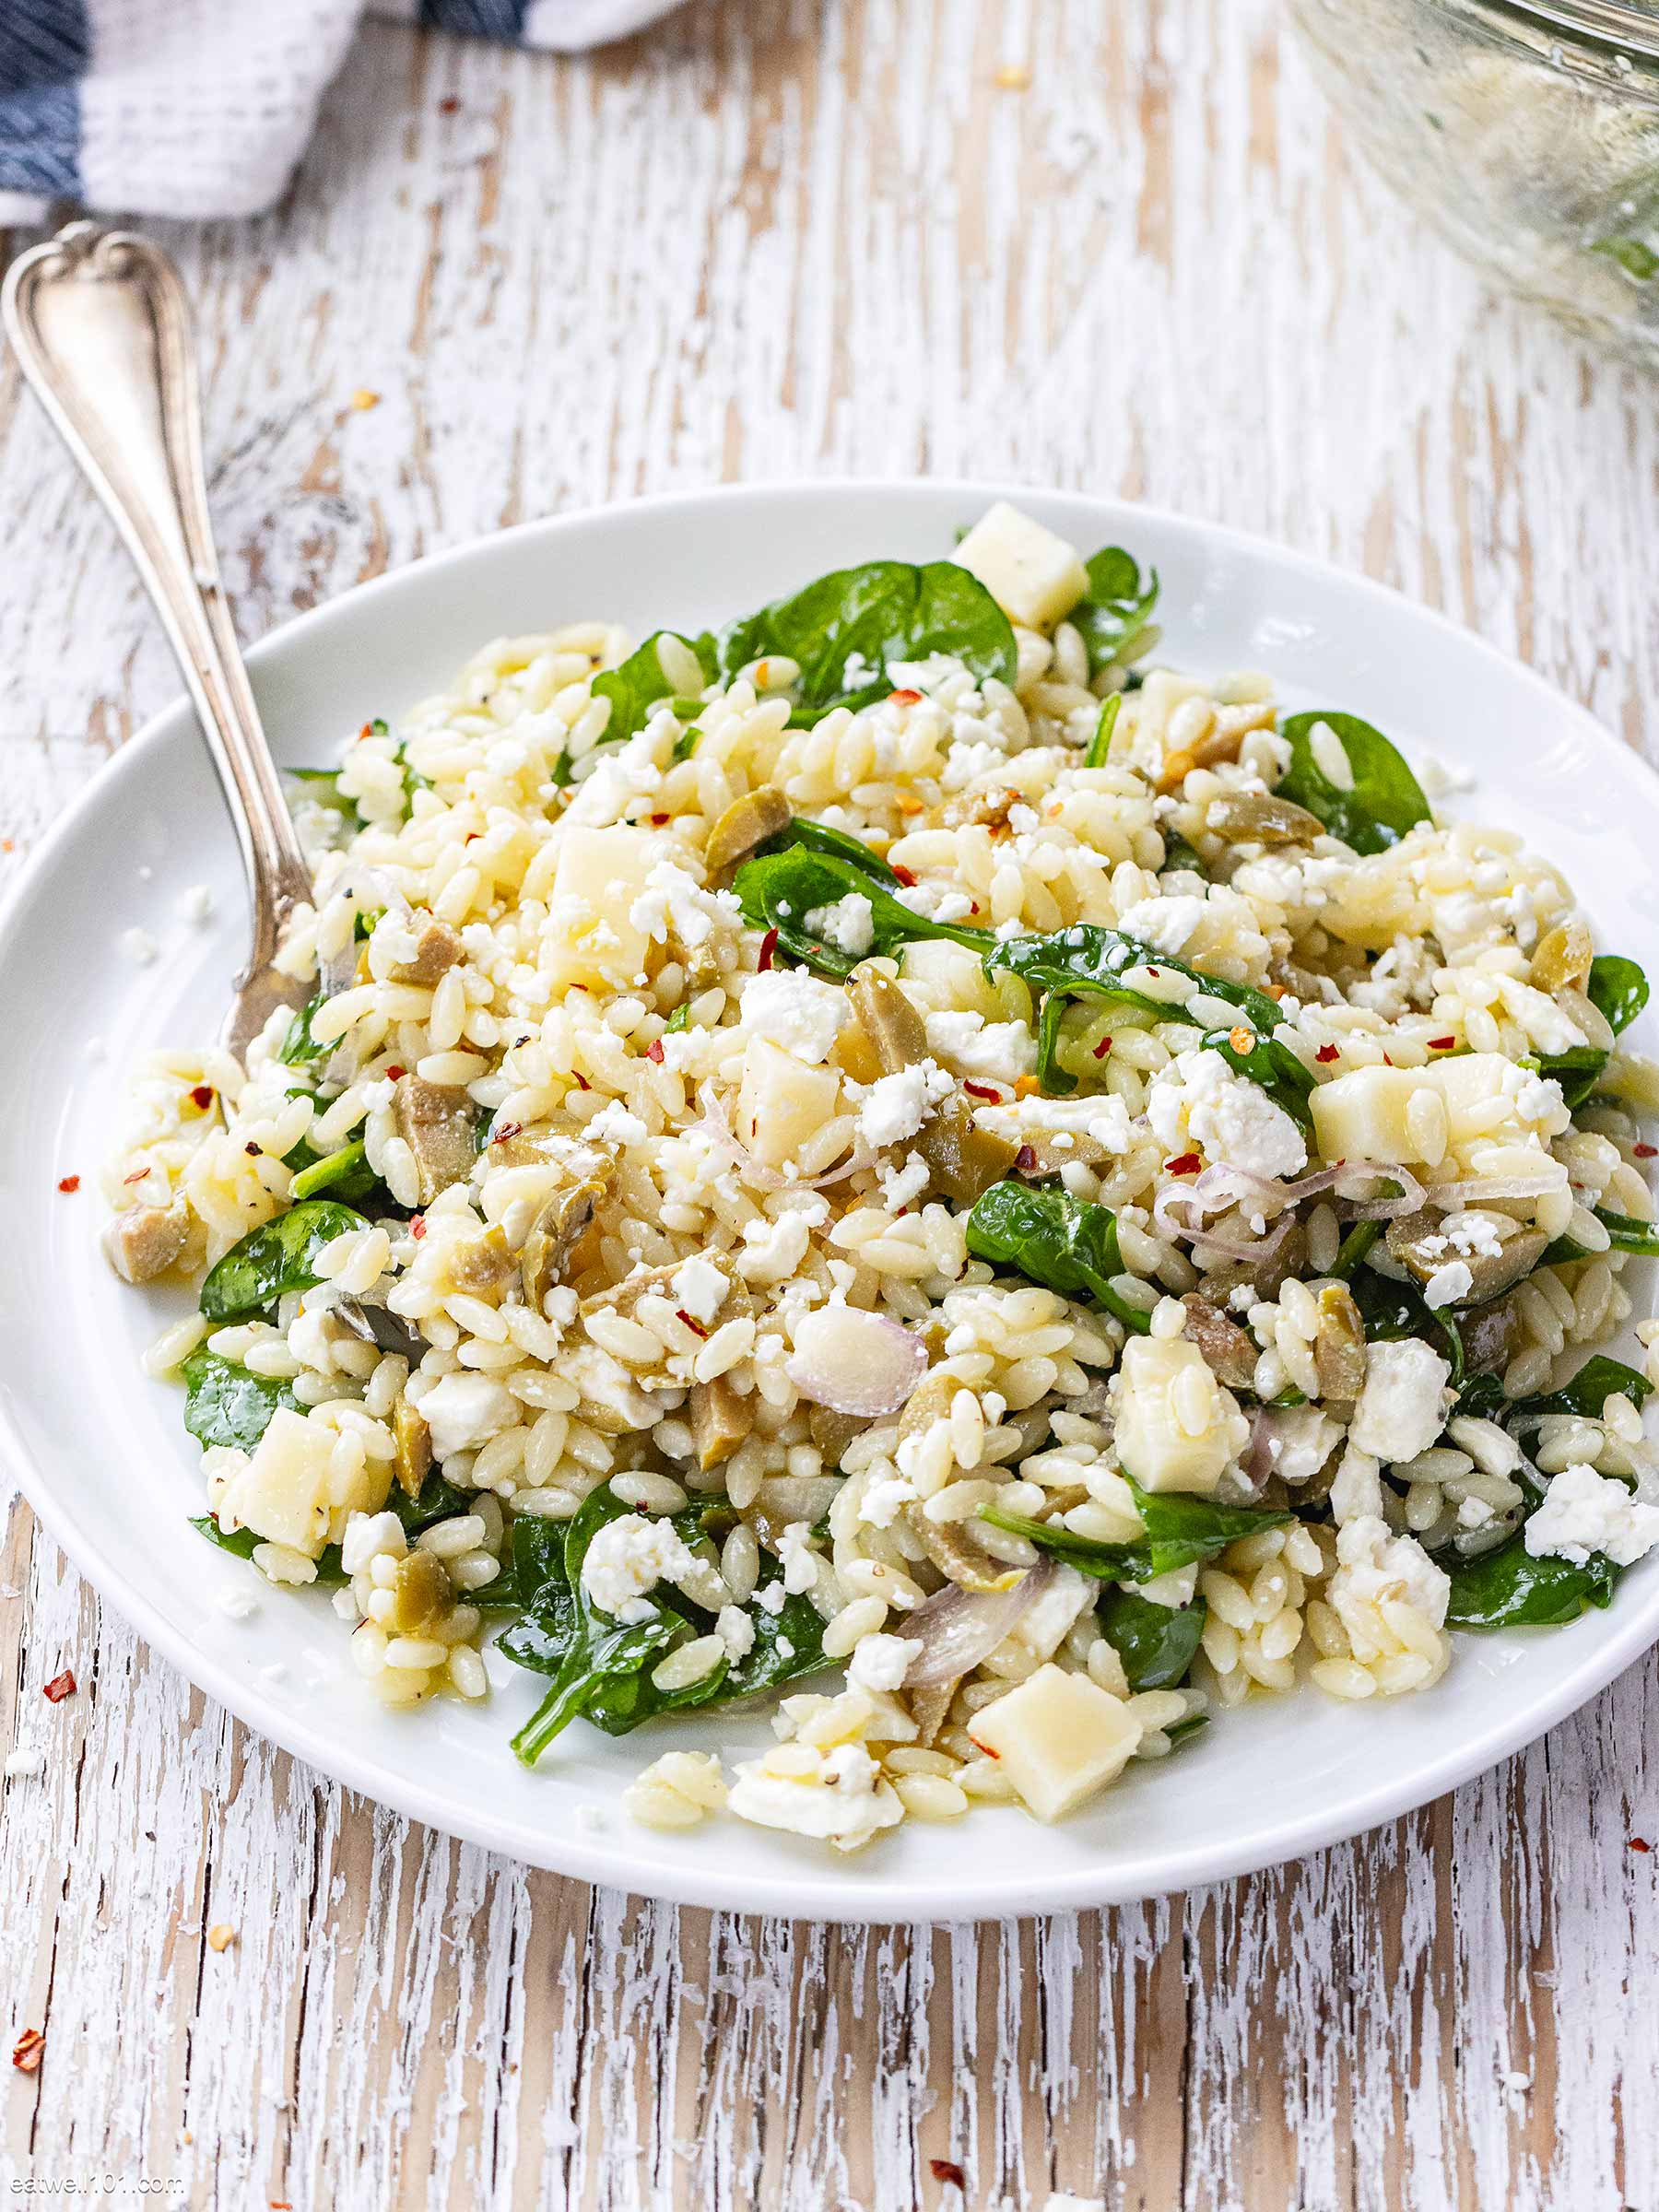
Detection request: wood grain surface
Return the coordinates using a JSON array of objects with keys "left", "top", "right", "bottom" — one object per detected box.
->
[{"left": 3, "top": 3, "right": 1656, "bottom": 2205}]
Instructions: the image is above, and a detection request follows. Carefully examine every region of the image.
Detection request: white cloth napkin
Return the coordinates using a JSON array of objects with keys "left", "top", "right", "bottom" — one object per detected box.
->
[{"left": 0, "top": 0, "right": 685, "bottom": 223}]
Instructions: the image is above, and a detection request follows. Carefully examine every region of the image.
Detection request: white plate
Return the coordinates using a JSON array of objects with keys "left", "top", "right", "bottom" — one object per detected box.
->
[{"left": 4, "top": 478, "right": 1658, "bottom": 1924}]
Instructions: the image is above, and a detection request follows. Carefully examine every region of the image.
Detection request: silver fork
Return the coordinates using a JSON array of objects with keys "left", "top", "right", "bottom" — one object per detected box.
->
[{"left": 2, "top": 220, "right": 313, "bottom": 1057}]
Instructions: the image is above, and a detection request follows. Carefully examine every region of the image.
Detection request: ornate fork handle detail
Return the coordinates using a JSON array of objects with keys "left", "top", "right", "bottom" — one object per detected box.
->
[{"left": 2, "top": 221, "right": 311, "bottom": 1053}]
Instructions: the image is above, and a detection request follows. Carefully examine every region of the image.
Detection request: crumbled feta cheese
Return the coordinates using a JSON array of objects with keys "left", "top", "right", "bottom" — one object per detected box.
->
[
  {"left": 1348, "top": 1340, "right": 1452, "bottom": 1465},
  {"left": 582, "top": 1512, "right": 700, "bottom": 1624},
  {"left": 847, "top": 1632, "right": 913, "bottom": 1692},
  {"left": 857, "top": 1475, "right": 917, "bottom": 1529},
  {"left": 629, "top": 858, "right": 740, "bottom": 949},
  {"left": 738, "top": 969, "right": 851, "bottom": 1065},
  {"left": 776, "top": 1522, "right": 819, "bottom": 1595},
  {"left": 737, "top": 1209, "right": 815, "bottom": 1283},
  {"left": 670, "top": 1253, "right": 728, "bottom": 1325},
  {"left": 973, "top": 1090, "right": 1134, "bottom": 1153},
  {"left": 176, "top": 883, "right": 214, "bottom": 925},
  {"left": 412, "top": 1372, "right": 521, "bottom": 1461},
  {"left": 854, "top": 1060, "right": 954, "bottom": 1147},
  {"left": 924, "top": 1008, "right": 1038, "bottom": 1079},
  {"left": 1524, "top": 1462, "right": 1659, "bottom": 1568},
  {"left": 1115, "top": 894, "right": 1206, "bottom": 957},
  {"left": 1147, "top": 1047, "right": 1308, "bottom": 1179},
  {"left": 1422, "top": 1260, "right": 1473, "bottom": 1311},
  {"left": 3, "top": 1747, "right": 45, "bottom": 1781},
  {"left": 802, "top": 893, "right": 875, "bottom": 958},
  {"left": 1330, "top": 1514, "right": 1451, "bottom": 1629},
  {"left": 716, "top": 1605, "right": 757, "bottom": 1662},
  {"left": 586, "top": 1099, "right": 650, "bottom": 1147},
  {"left": 1260, "top": 1406, "right": 1342, "bottom": 1486},
  {"left": 877, "top": 1152, "right": 931, "bottom": 1211}
]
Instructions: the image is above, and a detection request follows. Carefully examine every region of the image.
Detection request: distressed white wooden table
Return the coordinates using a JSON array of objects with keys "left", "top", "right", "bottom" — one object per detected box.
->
[{"left": 3, "top": 4, "right": 1656, "bottom": 2205}]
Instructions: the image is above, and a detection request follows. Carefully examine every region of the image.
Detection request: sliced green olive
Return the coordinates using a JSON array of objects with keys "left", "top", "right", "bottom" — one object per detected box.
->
[
  {"left": 1384, "top": 1211, "right": 1548, "bottom": 1304},
  {"left": 847, "top": 961, "right": 930, "bottom": 1069},
  {"left": 1206, "top": 791, "right": 1325, "bottom": 847},
  {"left": 704, "top": 784, "right": 792, "bottom": 877},
  {"left": 520, "top": 1173, "right": 609, "bottom": 1309},
  {"left": 688, "top": 1376, "right": 751, "bottom": 1470},
  {"left": 387, "top": 1548, "right": 453, "bottom": 1635},
  {"left": 1180, "top": 1292, "right": 1258, "bottom": 1390},
  {"left": 392, "top": 1394, "right": 432, "bottom": 1502},
  {"left": 1312, "top": 1283, "right": 1367, "bottom": 1399},
  {"left": 1530, "top": 918, "right": 1593, "bottom": 994},
  {"left": 394, "top": 1075, "right": 479, "bottom": 1205}
]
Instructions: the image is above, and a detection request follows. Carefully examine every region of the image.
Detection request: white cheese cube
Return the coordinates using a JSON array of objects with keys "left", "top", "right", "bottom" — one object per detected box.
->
[
  {"left": 1309, "top": 1064, "right": 1448, "bottom": 1170},
  {"left": 953, "top": 502, "right": 1090, "bottom": 631},
  {"left": 736, "top": 1034, "right": 842, "bottom": 1169},
  {"left": 1113, "top": 1333, "right": 1250, "bottom": 1495},
  {"left": 217, "top": 1409, "right": 349, "bottom": 1558},
  {"left": 966, "top": 1664, "right": 1143, "bottom": 1820},
  {"left": 546, "top": 825, "right": 653, "bottom": 990},
  {"left": 1427, "top": 1052, "right": 1560, "bottom": 1153}
]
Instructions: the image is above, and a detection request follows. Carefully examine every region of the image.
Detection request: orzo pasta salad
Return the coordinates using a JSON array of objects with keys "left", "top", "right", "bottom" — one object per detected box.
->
[{"left": 104, "top": 502, "right": 1659, "bottom": 1851}]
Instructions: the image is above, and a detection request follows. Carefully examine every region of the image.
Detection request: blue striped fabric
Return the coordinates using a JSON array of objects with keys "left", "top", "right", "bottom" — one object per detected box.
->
[
  {"left": 421, "top": 0, "right": 527, "bottom": 31},
  {"left": 0, "top": 0, "right": 86, "bottom": 197}
]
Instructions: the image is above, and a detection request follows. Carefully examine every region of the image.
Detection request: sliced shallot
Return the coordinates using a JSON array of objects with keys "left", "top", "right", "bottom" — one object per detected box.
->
[
  {"left": 896, "top": 1559, "right": 1054, "bottom": 1685},
  {"left": 786, "top": 1305, "right": 928, "bottom": 1418}
]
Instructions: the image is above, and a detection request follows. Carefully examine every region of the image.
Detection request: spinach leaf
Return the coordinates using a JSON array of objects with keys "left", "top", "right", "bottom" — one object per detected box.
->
[
  {"left": 670, "top": 725, "right": 702, "bottom": 763},
  {"left": 1082, "top": 693, "right": 1121, "bottom": 770},
  {"left": 181, "top": 1348, "right": 296, "bottom": 1451},
  {"left": 1199, "top": 1028, "right": 1315, "bottom": 1133},
  {"left": 593, "top": 630, "right": 717, "bottom": 748},
  {"left": 982, "top": 1481, "right": 1289, "bottom": 1585},
  {"left": 719, "top": 560, "right": 1018, "bottom": 725},
  {"left": 1071, "top": 547, "right": 1159, "bottom": 676},
  {"left": 1159, "top": 830, "right": 1209, "bottom": 879},
  {"left": 1520, "top": 1354, "right": 1651, "bottom": 1423},
  {"left": 1544, "top": 1206, "right": 1659, "bottom": 1266},
  {"left": 964, "top": 1179, "right": 1151, "bottom": 1335},
  {"left": 1593, "top": 236, "right": 1659, "bottom": 282},
  {"left": 199, "top": 1199, "right": 369, "bottom": 1323},
  {"left": 388, "top": 1469, "right": 482, "bottom": 1542},
  {"left": 1330, "top": 1218, "right": 1382, "bottom": 1279},
  {"left": 508, "top": 1486, "right": 826, "bottom": 1765},
  {"left": 1540, "top": 953, "right": 1651, "bottom": 1108},
  {"left": 1444, "top": 1535, "right": 1617, "bottom": 1630},
  {"left": 732, "top": 847, "right": 990, "bottom": 979},
  {"left": 277, "top": 991, "right": 327, "bottom": 1067},
  {"left": 1350, "top": 1267, "right": 1465, "bottom": 1390},
  {"left": 1277, "top": 711, "right": 1432, "bottom": 855},
  {"left": 288, "top": 1139, "right": 372, "bottom": 1203},
  {"left": 189, "top": 1514, "right": 347, "bottom": 1585},
  {"left": 753, "top": 815, "right": 900, "bottom": 887},
  {"left": 665, "top": 1002, "right": 691, "bottom": 1035},
  {"left": 985, "top": 924, "right": 1282, "bottom": 1039},
  {"left": 1163, "top": 1712, "right": 1209, "bottom": 1747},
  {"left": 1096, "top": 1585, "right": 1206, "bottom": 1688}
]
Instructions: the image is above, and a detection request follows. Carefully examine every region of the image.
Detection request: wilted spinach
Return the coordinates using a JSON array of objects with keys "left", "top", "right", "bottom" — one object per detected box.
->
[
  {"left": 732, "top": 847, "right": 990, "bottom": 979},
  {"left": 719, "top": 559, "right": 1018, "bottom": 725},
  {"left": 964, "top": 1180, "right": 1151, "bottom": 1335},
  {"left": 753, "top": 815, "right": 900, "bottom": 886},
  {"left": 199, "top": 1199, "right": 369, "bottom": 1322},
  {"left": 1082, "top": 692, "right": 1122, "bottom": 770},
  {"left": 1071, "top": 547, "right": 1159, "bottom": 676},
  {"left": 188, "top": 1514, "right": 347, "bottom": 1585},
  {"left": 592, "top": 630, "right": 717, "bottom": 748},
  {"left": 1277, "top": 711, "right": 1432, "bottom": 855},
  {"left": 1538, "top": 952, "right": 1650, "bottom": 1108},
  {"left": 1095, "top": 1585, "right": 1207, "bottom": 1688},
  {"left": 181, "top": 1347, "right": 296, "bottom": 1451},
  {"left": 982, "top": 1480, "right": 1289, "bottom": 1585}
]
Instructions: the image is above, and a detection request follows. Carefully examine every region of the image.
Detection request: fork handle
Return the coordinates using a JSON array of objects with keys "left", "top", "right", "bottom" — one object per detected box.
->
[{"left": 2, "top": 221, "right": 312, "bottom": 982}]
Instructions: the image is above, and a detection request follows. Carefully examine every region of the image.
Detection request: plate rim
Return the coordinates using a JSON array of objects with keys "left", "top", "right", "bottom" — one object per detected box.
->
[{"left": 5, "top": 472, "right": 1657, "bottom": 1923}]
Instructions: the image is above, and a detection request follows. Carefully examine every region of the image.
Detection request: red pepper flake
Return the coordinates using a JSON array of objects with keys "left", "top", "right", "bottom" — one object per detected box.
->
[
  {"left": 1146, "top": 967, "right": 1159, "bottom": 977},
  {"left": 1167, "top": 1152, "right": 1202, "bottom": 1176},
  {"left": 890, "top": 688, "right": 923, "bottom": 706},
  {"left": 573, "top": 1071, "right": 591, "bottom": 1090},
  {"left": 1632, "top": 1836, "right": 1652, "bottom": 1853},
  {"left": 1013, "top": 1144, "right": 1037, "bottom": 1174},
  {"left": 11, "top": 2029, "right": 44, "bottom": 2074},
  {"left": 410, "top": 1216, "right": 427, "bottom": 1240},
  {"left": 358, "top": 722, "right": 373, "bottom": 741},
  {"left": 1637, "top": 1144, "right": 1658, "bottom": 1160},
  {"left": 1092, "top": 1036, "right": 1112, "bottom": 1060},
  {"left": 890, "top": 864, "right": 918, "bottom": 888},
  {"left": 245, "top": 1142, "right": 262, "bottom": 1158},
  {"left": 385, "top": 1065, "right": 406, "bottom": 1081},
  {"left": 646, "top": 1039, "right": 665, "bottom": 1065},
  {"left": 1315, "top": 1044, "right": 1340, "bottom": 1065},
  {"left": 676, "top": 1308, "right": 711, "bottom": 1338},
  {"left": 758, "top": 927, "right": 779, "bottom": 972},
  {"left": 438, "top": 94, "right": 460, "bottom": 113},
  {"left": 649, "top": 812, "right": 671, "bottom": 827},
  {"left": 189, "top": 1083, "right": 216, "bottom": 1112},
  {"left": 123, "top": 1167, "right": 150, "bottom": 1185},
  {"left": 56, "top": 1175, "right": 80, "bottom": 1194},
  {"left": 928, "top": 2159, "right": 965, "bottom": 2187},
  {"left": 962, "top": 1080, "right": 1002, "bottom": 1101},
  {"left": 42, "top": 1670, "right": 76, "bottom": 1704},
  {"left": 1429, "top": 1035, "right": 1456, "bottom": 1051},
  {"left": 1382, "top": 1053, "right": 1394, "bottom": 1067},
  {"left": 491, "top": 1122, "right": 524, "bottom": 1146}
]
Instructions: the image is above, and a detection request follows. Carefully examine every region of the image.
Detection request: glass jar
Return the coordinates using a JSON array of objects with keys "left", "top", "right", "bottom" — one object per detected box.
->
[{"left": 1288, "top": 0, "right": 1659, "bottom": 362}]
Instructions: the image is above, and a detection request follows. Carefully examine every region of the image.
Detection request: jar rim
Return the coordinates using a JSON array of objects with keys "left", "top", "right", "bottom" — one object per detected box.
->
[{"left": 1465, "top": 0, "right": 1659, "bottom": 60}]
